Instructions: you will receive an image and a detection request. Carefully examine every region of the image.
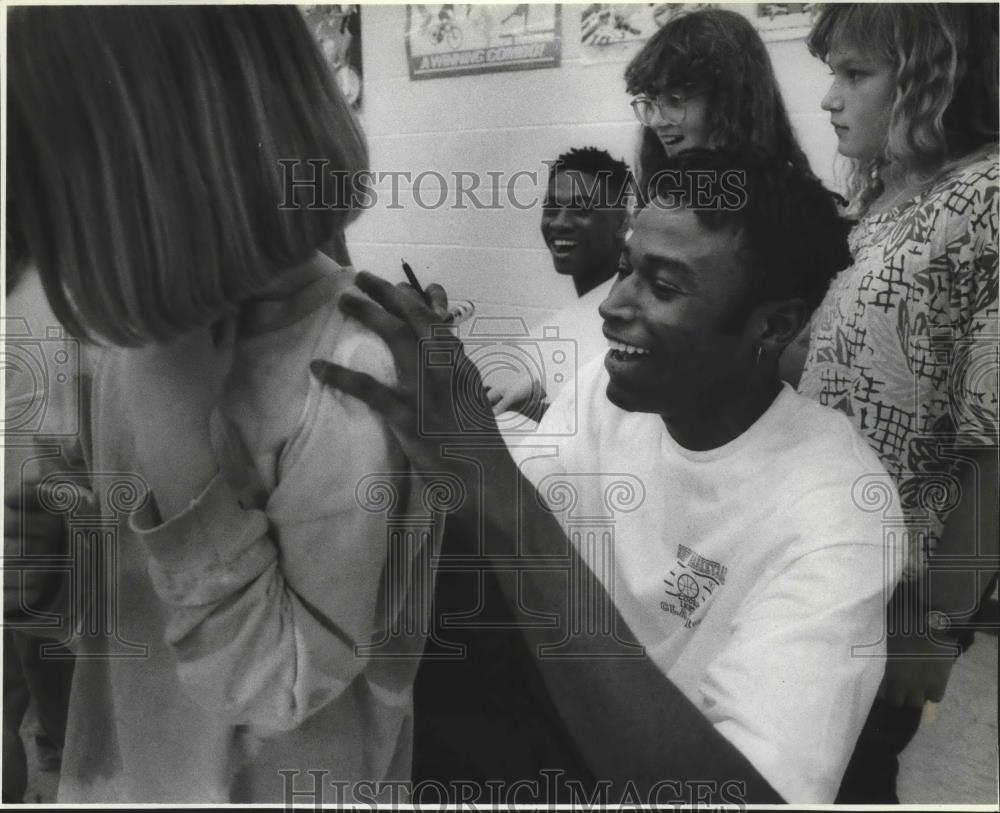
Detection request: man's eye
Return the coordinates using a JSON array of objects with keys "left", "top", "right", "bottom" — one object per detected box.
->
[
  {"left": 652, "top": 282, "right": 681, "bottom": 299},
  {"left": 617, "top": 260, "right": 632, "bottom": 279}
]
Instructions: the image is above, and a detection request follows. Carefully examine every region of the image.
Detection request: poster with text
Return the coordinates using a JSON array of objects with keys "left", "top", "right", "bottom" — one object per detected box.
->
[{"left": 406, "top": 4, "right": 561, "bottom": 80}]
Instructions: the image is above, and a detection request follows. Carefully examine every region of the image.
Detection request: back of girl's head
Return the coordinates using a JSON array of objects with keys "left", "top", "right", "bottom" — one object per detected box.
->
[
  {"left": 8, "top": 5, "right": 368, "bottom": 346},
  {"left": 809, "top": 4, "right": 998, "bottom": 177},
  {"left": 625, "top": 9, "right": 811, "bottom": 176}
]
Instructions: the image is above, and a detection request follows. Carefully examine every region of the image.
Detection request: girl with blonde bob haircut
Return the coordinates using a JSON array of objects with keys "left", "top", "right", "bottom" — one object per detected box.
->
[
  {"left": 9, "top": 4, "right": 367, "bottom": 346},
  {"left": 799, "top": 3, "right": 998, "bottom": 803},
  {"left": 7, "top": 5, "right": 434, "bottom": 803}
]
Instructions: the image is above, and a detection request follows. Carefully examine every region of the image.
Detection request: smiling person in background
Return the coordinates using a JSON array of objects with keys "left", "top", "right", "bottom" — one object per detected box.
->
[
  {"left": 625, "top": 9, "right": 812, "bottom": 191},
  {"left": 486, "top": 148, "right": 630, "bottom": 418},
  {"left": 312, "top": 148, "right": 902, "bottom": 803},
  {"left": 540, "top": 148, "right": 630, "bottom": 299}
]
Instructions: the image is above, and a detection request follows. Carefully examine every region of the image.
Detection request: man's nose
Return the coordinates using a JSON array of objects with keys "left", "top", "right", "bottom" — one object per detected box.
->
[
  {"left": 598, "top": 273, "right": 636, "bottom": 322},
  {"left": 548, "top": 206, "right": 572, "bottom": 231}
]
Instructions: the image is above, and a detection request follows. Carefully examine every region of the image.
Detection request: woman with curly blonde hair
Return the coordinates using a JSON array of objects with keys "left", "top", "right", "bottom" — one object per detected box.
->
[{"left": 798, "top": 3, "right": 998, "bottom": 802}]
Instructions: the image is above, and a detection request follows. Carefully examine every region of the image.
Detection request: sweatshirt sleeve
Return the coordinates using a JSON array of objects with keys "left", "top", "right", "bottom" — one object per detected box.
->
[{"left": 133, "top": 314, "right": 426, "bottom": 737}]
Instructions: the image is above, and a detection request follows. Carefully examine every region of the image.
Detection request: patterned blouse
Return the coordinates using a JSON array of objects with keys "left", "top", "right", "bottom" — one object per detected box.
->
[{"left": 800, "top": 149, "right": 998, "bottom": 575}]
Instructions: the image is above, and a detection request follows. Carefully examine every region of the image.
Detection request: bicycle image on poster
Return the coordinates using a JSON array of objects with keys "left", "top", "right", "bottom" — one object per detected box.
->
[{"left": 406, "top": 4, "right": 561, "bottom": 80}]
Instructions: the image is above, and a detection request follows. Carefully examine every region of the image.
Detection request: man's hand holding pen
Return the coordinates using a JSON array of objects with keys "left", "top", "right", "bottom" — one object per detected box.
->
[
  {"left": 401, "top": 259, "right": 475, "bottom": 326},
  {"left": 311, "top": 270, "right": 501, "bottom": 473}
]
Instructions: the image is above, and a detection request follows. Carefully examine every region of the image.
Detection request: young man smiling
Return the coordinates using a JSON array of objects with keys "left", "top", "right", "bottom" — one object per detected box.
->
[
  {"left": 486, "top": 147, "right": 630, "bottom": 417},
  {"left": 312, "top": 149, "right": 903, "bottom": 803},
  {"left": 540, "top": 147, "right": 630, "bottom": 298}
]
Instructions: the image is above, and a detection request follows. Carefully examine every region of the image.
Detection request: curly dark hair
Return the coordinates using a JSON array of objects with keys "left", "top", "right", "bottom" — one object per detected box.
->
[
  {"left": 642, "top": 147, "right": 853, "bottom": 315},
  {"left": 624, "top": 10, "right": 812, "bottom": 187},
  {"left": 548, "top": 147, "right": 632, "bottom": 208}
]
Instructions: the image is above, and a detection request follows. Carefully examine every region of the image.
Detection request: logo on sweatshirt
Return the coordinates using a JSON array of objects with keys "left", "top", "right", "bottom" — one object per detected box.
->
[{"left": 660, "top": 544, "right": 727, "bottom": 628}]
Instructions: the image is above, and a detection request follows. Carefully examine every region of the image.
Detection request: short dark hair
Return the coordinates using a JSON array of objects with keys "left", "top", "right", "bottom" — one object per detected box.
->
[
  {"left": 643, "top": 148, "right": 853, "bottom": 314},
  {"left": 547, "top": 147, "right": 631, "bottom": 209}
]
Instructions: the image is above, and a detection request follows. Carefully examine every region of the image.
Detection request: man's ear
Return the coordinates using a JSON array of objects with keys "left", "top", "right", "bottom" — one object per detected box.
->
[{"left": 754, "top": 298, "right": 808, "bottom": 354}]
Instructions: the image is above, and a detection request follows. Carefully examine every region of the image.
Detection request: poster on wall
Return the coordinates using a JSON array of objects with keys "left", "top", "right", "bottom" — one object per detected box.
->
[
  {"left": 581, "top": 2, "right": 818, "bottom": 63},
  {"left": 752, "top": 3, "right": 821, "bottom": 41},
  {"left": 406, "top": 4, "right": 561, "bottom": 80},
  {"left": 301, "top": 5, "right": 363, "bottom": 108},
  {"left": 580, "top": 4, "right": 717, "bottom": 63}
]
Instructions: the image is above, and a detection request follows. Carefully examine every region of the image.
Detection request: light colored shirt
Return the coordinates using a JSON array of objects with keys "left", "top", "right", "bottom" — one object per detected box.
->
[
  {"left": 27, "top": 262, "right": 436, "bottom": 802},
  {"left": 521, "top": 357, "right": 902, "bottom": 802}
]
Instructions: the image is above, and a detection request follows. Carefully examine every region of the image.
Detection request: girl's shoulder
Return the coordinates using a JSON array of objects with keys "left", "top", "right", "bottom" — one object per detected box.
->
[
  {"left": 927, "top": 146, "right": 998, "bottom": 208},
  {"left": 860, "top": 147, "right": 998, "bottom": 236}
]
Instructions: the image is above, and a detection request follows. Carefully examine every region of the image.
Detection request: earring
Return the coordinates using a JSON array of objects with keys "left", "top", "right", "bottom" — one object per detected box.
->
[{"left": 755, "top": 346, "right": 763, "bottom": 367}]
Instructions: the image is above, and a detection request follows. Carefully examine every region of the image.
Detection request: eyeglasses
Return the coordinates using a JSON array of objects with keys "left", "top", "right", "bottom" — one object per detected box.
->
[{"left": 630, "top": 92, "right": 696, "bottom": 126}]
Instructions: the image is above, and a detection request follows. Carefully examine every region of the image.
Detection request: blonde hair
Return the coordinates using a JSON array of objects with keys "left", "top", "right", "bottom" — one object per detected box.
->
[
  {"left": 9, "top": 6, "right": 368, "bottom": 346},
  {"left": 808, "top": 3, "right": 998, "bottom": 214}
]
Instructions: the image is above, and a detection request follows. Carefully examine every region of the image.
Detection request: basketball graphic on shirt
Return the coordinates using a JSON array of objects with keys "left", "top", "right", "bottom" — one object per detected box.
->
[
  {"left": 661, "top": 544, "right": 728, "bottom": 628},
  {"left": 676, "top": 573, "right": 700, "bottom": 599}
]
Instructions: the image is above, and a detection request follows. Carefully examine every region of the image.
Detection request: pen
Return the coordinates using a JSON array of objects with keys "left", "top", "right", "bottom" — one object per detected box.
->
[
  {"left": 400, "top": 259, "right": 425, "bottom": 297},
  {"left": 400, "top": 259, "right": 475, "bottom": 325}
]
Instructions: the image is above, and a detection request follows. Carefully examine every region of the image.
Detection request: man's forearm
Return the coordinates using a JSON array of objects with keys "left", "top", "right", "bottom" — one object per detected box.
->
[{"left": 447, "top": 452, "right": 782, "bottom": 801}]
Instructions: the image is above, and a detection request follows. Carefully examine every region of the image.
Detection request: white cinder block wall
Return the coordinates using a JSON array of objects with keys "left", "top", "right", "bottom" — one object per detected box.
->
[{"left": 346, "top": 3, "right": 842, "bottom": 328}]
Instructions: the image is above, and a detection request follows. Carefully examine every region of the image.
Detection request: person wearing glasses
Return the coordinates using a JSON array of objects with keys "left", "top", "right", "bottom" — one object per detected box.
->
[
  {"left": 625, "top": 9, "right": 812, "bottom": 190},
  {"left": 313, "top": 149, "right": 899, "bottom": 803}
]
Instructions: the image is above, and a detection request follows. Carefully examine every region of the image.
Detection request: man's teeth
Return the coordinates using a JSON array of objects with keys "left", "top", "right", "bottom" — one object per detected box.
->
[
  {"left": 662, "top": 135, "right": 683, "bottom": 146},
  {"left": 552, "top": 240, "right": 578, "bottom": 249},
  {"left": 608, "top": 339, "right": 651, "bottom": 356}
]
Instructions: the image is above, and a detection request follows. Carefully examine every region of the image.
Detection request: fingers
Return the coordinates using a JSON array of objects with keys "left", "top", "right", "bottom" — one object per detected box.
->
[
  {"left": 394, "top": 281, "right": 427, "bottom": 307},
  {"left": 355, "top": 270, "right": 434, "bottom": 327},
  {"left": 424, "top": 283, "right": 450, "bottom": 321},
  {"left": 394, "top": 281, "right": 452, "bottom": 324},
  {"left": 309, "top": 360, "right": 412, "bottom": 429},
  {"left": 338, "top": 291, "right": 422, "bottom": 384}
]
